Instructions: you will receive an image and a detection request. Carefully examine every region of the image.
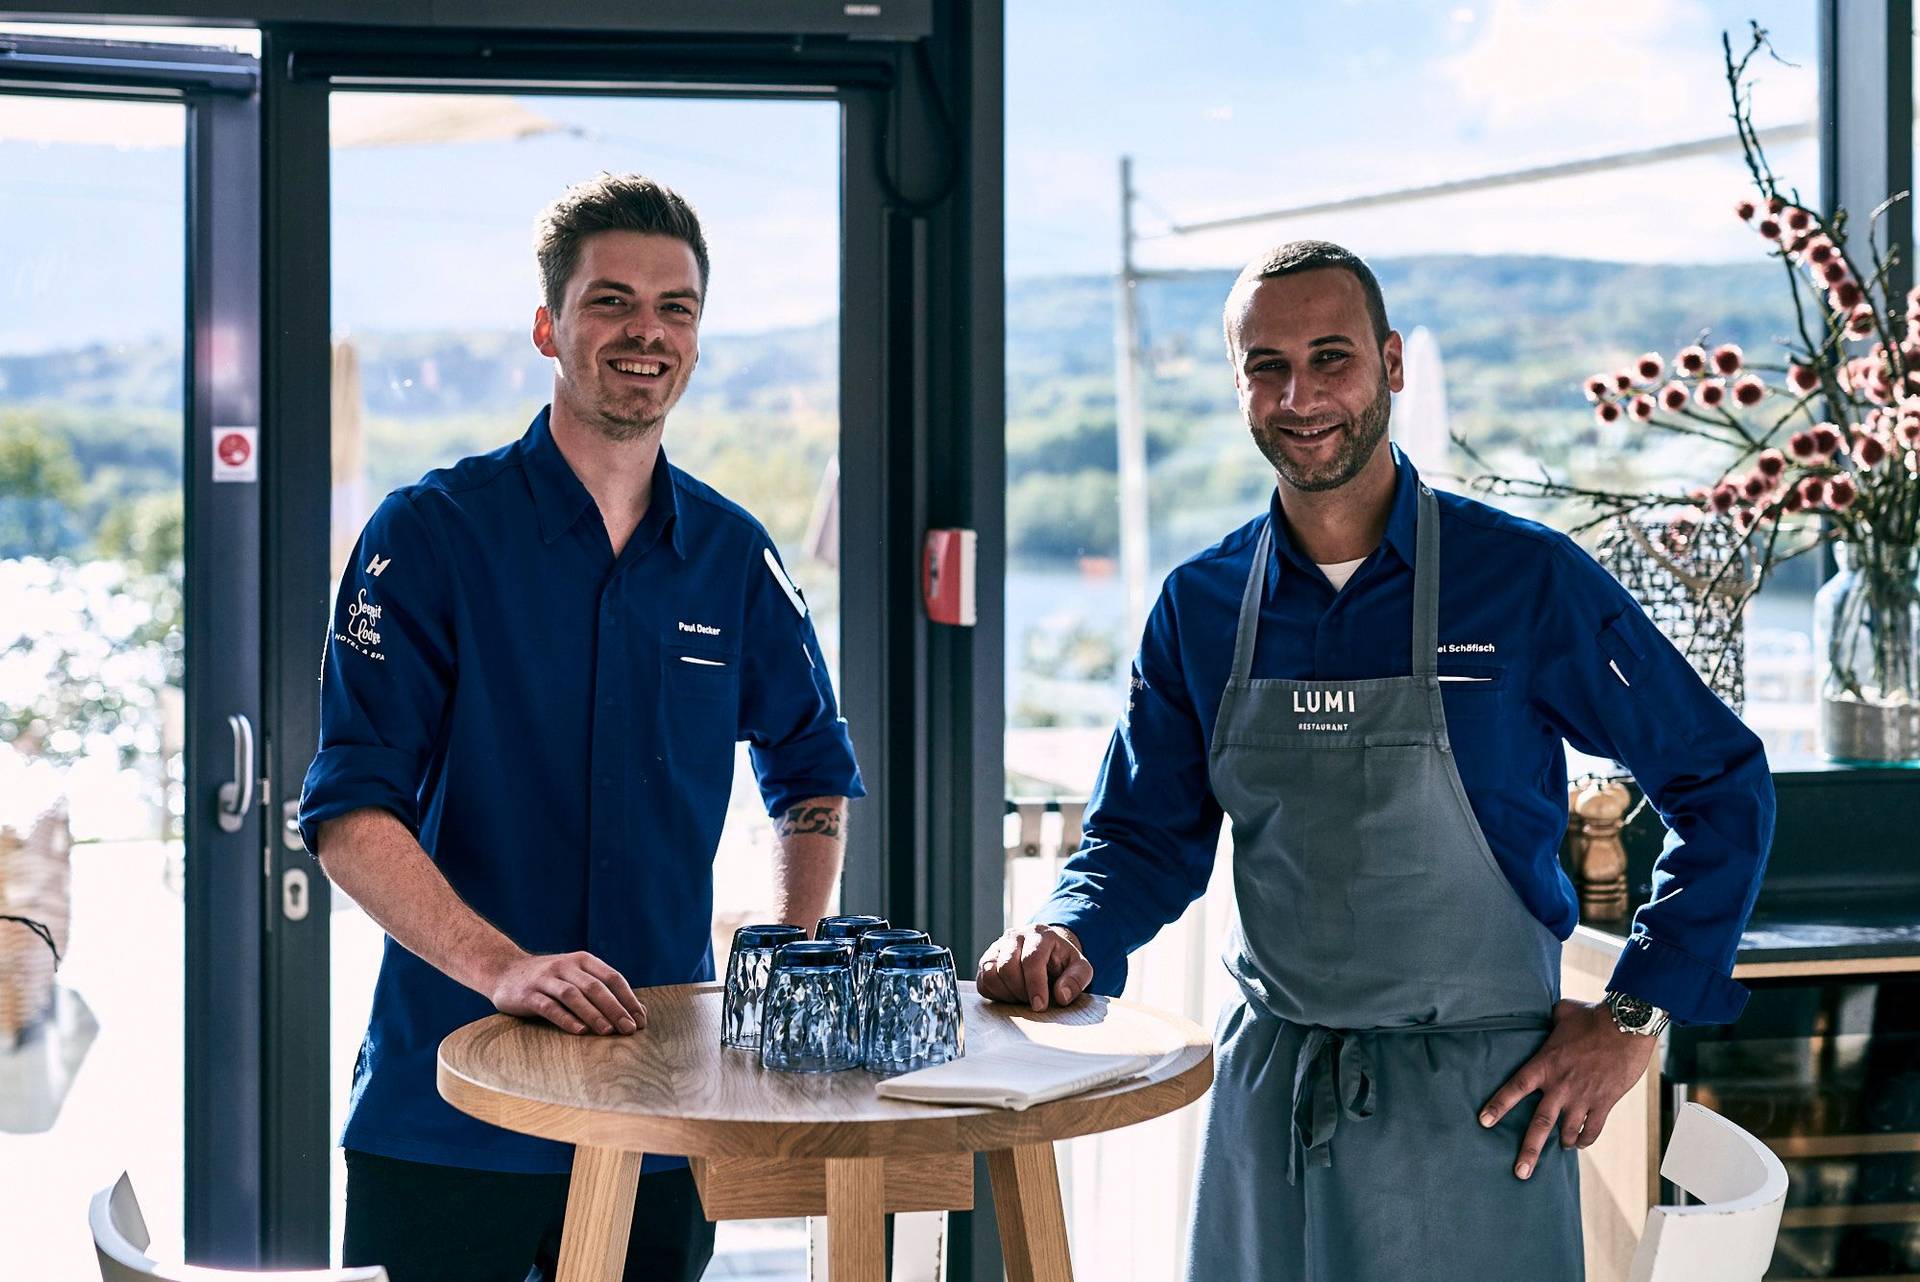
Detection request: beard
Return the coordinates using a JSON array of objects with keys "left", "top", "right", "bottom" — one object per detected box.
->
[{"left": 1249, "top": 374, "right": 1392, "bottom": 493}]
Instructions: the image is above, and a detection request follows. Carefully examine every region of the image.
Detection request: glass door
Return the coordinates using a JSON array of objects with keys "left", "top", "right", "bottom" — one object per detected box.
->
[
  {"left": 0, "top": 26, "right": 264, "bottom": 1274},
  {"left": 320, "top": 85, "right": 841, "bottom": 1274}
]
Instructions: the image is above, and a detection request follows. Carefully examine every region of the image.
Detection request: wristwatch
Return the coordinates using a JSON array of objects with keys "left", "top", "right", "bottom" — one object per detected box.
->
[{"left": 1604, "top": 990, "right": 1670, "bottom": 1038}]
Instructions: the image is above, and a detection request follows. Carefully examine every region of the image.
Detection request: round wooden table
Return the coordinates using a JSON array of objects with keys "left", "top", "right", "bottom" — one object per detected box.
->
[{"left": 438, "top": 980, "right": 1212, "bottom": 1282}]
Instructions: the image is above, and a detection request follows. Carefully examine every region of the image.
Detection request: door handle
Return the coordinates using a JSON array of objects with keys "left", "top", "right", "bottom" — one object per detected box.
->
[{"left": 218, "top": 713, "right": 254, "bottom": 833}]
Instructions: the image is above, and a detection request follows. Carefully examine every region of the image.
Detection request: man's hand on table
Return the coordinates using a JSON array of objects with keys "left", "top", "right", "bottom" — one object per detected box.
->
[
  {"left": 976, "top": 924, "right": 1094, "bottom": 1012},
  {"left": 1478, "top": 998, "right": 1656, "bottom": 1180},
  {"left": 488, "top": 951, "right": 648, "bottom": 1036}
]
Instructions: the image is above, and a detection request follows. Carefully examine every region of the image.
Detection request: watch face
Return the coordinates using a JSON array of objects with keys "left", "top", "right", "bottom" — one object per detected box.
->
[{"left": 1611, "top": 993, "right": 1654, "bottom": 1029}]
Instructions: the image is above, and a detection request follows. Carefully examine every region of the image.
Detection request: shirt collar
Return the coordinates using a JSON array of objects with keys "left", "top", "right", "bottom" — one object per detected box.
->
[
  {"left": 520, "top": 405, "right": 685, "bottom": 558},
  {"left": 1265, "top": 443, "right": 1421, "bottom": 587}
]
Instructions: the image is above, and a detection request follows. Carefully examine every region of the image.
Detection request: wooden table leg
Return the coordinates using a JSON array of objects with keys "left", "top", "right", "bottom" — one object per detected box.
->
[
  {"left": 823, "top": 1156, "right": 887, "bottom": 1282},
  {"left": 556, "top": 1145, "right": 644, "bottom": 1282},
  {"left": 988, "top": 1142, "right": 1074, "bottom": 1282}
]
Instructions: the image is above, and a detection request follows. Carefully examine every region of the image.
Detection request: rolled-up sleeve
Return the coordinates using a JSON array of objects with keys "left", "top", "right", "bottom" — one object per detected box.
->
[
  {"left": 739, "top": 541, "right": 864, "bottom": 817},
  {"left": 297, "top": 491, "right": 456, "bottom": 851},
  {"left": 1032, "top": 587, "right": 1226, "bottom": 996},
  {"left": 1533, "top": 537, "right": 1775, "bottom": 1025}
]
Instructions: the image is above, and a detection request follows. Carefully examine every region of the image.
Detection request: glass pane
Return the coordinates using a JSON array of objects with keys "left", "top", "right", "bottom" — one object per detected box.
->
[
  {"left": 1005, "top": 3, "right": 1818, "bottom": 1276},
  {"left": 327, "top": 92, "right": 839, "bottom": 1275},
  {"left": 0, "top": 93, "right": 186, "bottom": 1275}
]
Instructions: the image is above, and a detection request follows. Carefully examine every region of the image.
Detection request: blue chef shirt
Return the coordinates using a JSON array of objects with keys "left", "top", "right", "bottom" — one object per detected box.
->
[
  {"left": 1035, "top": 446, "right": 1775, "bottom": 1027},
  {"left": 298, "top": 407, "right": 864, "bottom": 1174}
]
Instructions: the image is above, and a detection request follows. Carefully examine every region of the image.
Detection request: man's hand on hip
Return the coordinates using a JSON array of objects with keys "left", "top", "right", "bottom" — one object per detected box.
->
[
  {"left": 976, "top": 924, "right": 1094, "bottom": 1012},
  {"left": 488, "top": 951, "right": 648, "bottom": 1036},
  {"left": 1478, "top": 998, "right": 1656, "bottom": 1179}
]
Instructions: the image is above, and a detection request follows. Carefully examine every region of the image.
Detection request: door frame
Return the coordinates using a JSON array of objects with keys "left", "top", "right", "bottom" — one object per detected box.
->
[
  {"left": 255, "top": 12, "right": 1005, "bottom": 1275},
  {"left": 0, "top": 32, "right": 267, "bottom": 1267}
]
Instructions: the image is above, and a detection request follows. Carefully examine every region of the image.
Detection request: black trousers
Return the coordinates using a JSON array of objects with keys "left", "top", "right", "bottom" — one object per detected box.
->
[{"left": 343, "top": 1149, "right": 716, "bottom": 1282}]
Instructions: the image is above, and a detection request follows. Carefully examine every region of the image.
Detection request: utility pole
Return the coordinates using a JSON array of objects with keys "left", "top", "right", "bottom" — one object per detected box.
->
[{"left": 1113, "top": 155, "right": 1151, "bottom": 642}]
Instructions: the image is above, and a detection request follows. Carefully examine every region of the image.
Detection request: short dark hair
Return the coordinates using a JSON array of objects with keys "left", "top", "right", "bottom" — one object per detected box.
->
[
  {"left": 535, "top": 173, "right": 710, "bottom": 313},
  {"left": 1224, "top": 239, "right": 1391, "bottom": 347}
]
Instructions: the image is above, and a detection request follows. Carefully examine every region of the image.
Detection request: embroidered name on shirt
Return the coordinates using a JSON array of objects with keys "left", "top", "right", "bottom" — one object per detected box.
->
[
  {"left": 1439, "top": 642, "right": 1496, "bottom": 654},
  {"left": 336, "top": 588, "right": 386, "bottom": 661},
  {"left": 678, "top": 621, "right": 722, "bottom": 636}
]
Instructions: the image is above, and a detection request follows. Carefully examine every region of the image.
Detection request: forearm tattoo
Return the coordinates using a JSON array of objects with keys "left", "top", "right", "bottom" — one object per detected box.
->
[{"left": 775, "top": 803, "right": 843, "bottom": 839}]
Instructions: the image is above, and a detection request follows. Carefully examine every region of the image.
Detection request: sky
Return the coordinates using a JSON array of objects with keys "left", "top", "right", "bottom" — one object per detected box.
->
[{"left": 0, "top": 0, "right": 1826, "bottom": 355}]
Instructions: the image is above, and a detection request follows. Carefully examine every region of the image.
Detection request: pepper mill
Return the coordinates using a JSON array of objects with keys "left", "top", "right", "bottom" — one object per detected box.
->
[{"left": 1566, "top": 776, "right": 1632, "bottom": 922}]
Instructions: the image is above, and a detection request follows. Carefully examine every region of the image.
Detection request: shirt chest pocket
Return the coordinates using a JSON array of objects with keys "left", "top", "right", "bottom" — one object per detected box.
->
[
  {"left": 661, "top": 644, "right": 741, "bottom": 762},
  {"left": 1438, "top": 663, "right": 1510, "bottom": 728}
]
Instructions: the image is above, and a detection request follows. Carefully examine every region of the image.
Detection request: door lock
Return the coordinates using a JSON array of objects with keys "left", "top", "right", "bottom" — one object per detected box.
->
[{"left": 281, "top": 867, "right": 310, "bottom": 922}]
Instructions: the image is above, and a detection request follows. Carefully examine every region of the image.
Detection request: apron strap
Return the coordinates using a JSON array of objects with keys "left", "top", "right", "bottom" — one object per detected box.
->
[
  {"left": 1411, "top": 484, "right": 1440, "bottom": 678},
  {"left": 1238, "top": 481, "right": 1440, "bottom": 686},
  {"left": 1283, "top": 1012, "right": 1548, "bottom": 1185},
  {"left": 1287, "top": 1027, "right": 1378, "bottom": 1185},
  {"left": 1229, "top": 520, "right": 1274, "bottom": 685}
]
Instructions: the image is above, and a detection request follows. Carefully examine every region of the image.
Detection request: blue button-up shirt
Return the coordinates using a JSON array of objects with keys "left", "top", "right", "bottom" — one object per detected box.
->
[
  {"left": 1035, "top": 447, "right": 1774, "bottom": 1026},
  {"left": 298, "top": 408, "right": 863, "bottom": 1173}
]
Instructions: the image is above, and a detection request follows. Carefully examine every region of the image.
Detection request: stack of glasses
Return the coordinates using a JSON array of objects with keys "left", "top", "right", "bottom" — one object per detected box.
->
[{"left": 721, "top": 914, "right": 966, "bottom": 1076}]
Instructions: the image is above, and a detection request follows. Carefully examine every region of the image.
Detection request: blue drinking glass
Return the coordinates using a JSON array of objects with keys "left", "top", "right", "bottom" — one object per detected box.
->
[
  {"left": 759, "top": 940, "right": 860, "bottom": 1073},
  {"left": 815, "top": 914, "right": 889, "bottom": 943},
  {"left": 851, "top": 928, "right": 931, "bottom": 1041},
  {"left": 721, "top": 923, "right": 805, "bottom": 1050},
  {"left": 861, "top": 944, "right": 965, "bottom": 1077}
]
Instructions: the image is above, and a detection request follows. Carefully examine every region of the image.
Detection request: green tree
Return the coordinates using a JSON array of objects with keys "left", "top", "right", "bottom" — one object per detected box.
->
[{"left": 0, "top": 410, "right": 83, "bottom": 557}]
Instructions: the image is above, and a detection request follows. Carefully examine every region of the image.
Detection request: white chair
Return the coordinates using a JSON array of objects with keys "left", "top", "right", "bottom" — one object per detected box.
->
[
  {"left": 91, "top": 1172, "right": 389, "bottom": 1282},
  {"left": 1627, "top": 1103, "right": 1789, "bottom": 1282}
]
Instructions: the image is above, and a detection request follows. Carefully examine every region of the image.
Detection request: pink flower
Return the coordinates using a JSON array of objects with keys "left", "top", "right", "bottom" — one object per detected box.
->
[
  {"left": 1798, "top": 476, "right": 1827, "bottom": 507},
  {"left": 1856, "top": 432, "right": 1889, "bottom": 469},
  {"left": 1740, "top": 472, "right": 1769, "bottom": 500},
  {"left": 1788, "top": 430, "right": 1818, "bottom": 460},
  {"left": 1756, "top": 218, "right": 1783, "bottom": 240},
  {"left": 1766, "top": 195, "right": 1787, "bottom": 216},
  {"left": 1898, "top": 418, "right": 1920, "bottom": 447},
  {"left": 1788, "top": 363, "right": 1821, "bottom": 393},
  {"left": 1732, "top": 375, "right": 1767, "bottom": 407},
  {"left": 1827, "top": 475, "right": 1858, "bottom": 509},
  {"left": 1613, "top": 370, "right": 1635, "bottom": 393},
  {"left": 1833, "top": 280, "right": 1865, "bottom": 310},
  {"left": 1711, "top": 344, "right": 1743, "bottom": 375},
  {"left": 1583, "top": 375, "right": 1610, "bottom": 403},
  {"left": 1812, "top": 424, "right": 1842, "bottom": 456},
  {"left": 1785, "top": 207, "right": 1813, "bottom": 232},
  {"left": 1822, "top": 259, "right": 1850, "bottom": 285},
  {"left": 1756, "top": 449, "right": 1786, "bottom": 478},
  {"left": 1708, "top": 483, "right": 1738, "bottom": 513},
  {"left": 1735, "top": 198, "right": 1756, "bottom": 222},
  {"left": 1674, "top": 345, "right": 1708, "bottom": 375},
  {"left": 1781, "top": 486, "right": 1806, "bottom": 513},
  {"left": 1806, "top": 239, "right": 1836, "bottom": 265},
  {"left": 1687, "top": 485, "right": 1711, "bottom": 506},
  {"left": 1695, "top": 379, "right": 1727, "bottom": 408},
  {"left": 1787, "top": 232, "right": 1812, "bottom": 256},
  {"left": 1635, "top": 352, "right": 1665, "bottom": 382},
  {"left": 1849, "top": 306, "right": 1878, "bottom": 338},
  {"left": 1595, "top": 401, "right": 1622, "bottom": 425},
  {"left": 1629, "top": 394, "right": 1656, "bottom": 421},
  {"left": 1734, "top": 506, "right": 1758, "bottom": 533},
  {"left": 1660, "top": 381, "right": 1689, "bottom": 411}
]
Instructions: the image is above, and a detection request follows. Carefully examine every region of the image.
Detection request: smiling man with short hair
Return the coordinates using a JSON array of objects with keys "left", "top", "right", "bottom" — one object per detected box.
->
[
  {"left": 977, "top": 240, "right": 1774, "bottom": 1280},
  {"left": 299, "top": 173, "right": 863, "bottom": 1282}
]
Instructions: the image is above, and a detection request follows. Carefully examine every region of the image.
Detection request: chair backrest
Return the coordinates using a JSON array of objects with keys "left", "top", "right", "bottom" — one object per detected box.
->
[
  {"left": 1627, "top": 1103, "right": 1789, "bottom": 1282},
  {"left": 91, "top": 1172, "right": 390, "bottom": 1282}
]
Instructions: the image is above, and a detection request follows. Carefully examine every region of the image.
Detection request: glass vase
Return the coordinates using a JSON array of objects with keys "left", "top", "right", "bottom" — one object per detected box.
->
[{"left": 1814, "top": 540, "right": 1920, "bottom": 764}]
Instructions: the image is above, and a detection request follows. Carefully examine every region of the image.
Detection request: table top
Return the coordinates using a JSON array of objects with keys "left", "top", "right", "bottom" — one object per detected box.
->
[{"left": 438, "top": 981, "right": 1213, "bottom": 1160}]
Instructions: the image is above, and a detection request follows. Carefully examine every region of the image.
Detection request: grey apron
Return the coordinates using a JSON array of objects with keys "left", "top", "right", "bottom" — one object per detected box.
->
[{"left": 1184, "top": 485, "right": 1582, "bottom": 1282}]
